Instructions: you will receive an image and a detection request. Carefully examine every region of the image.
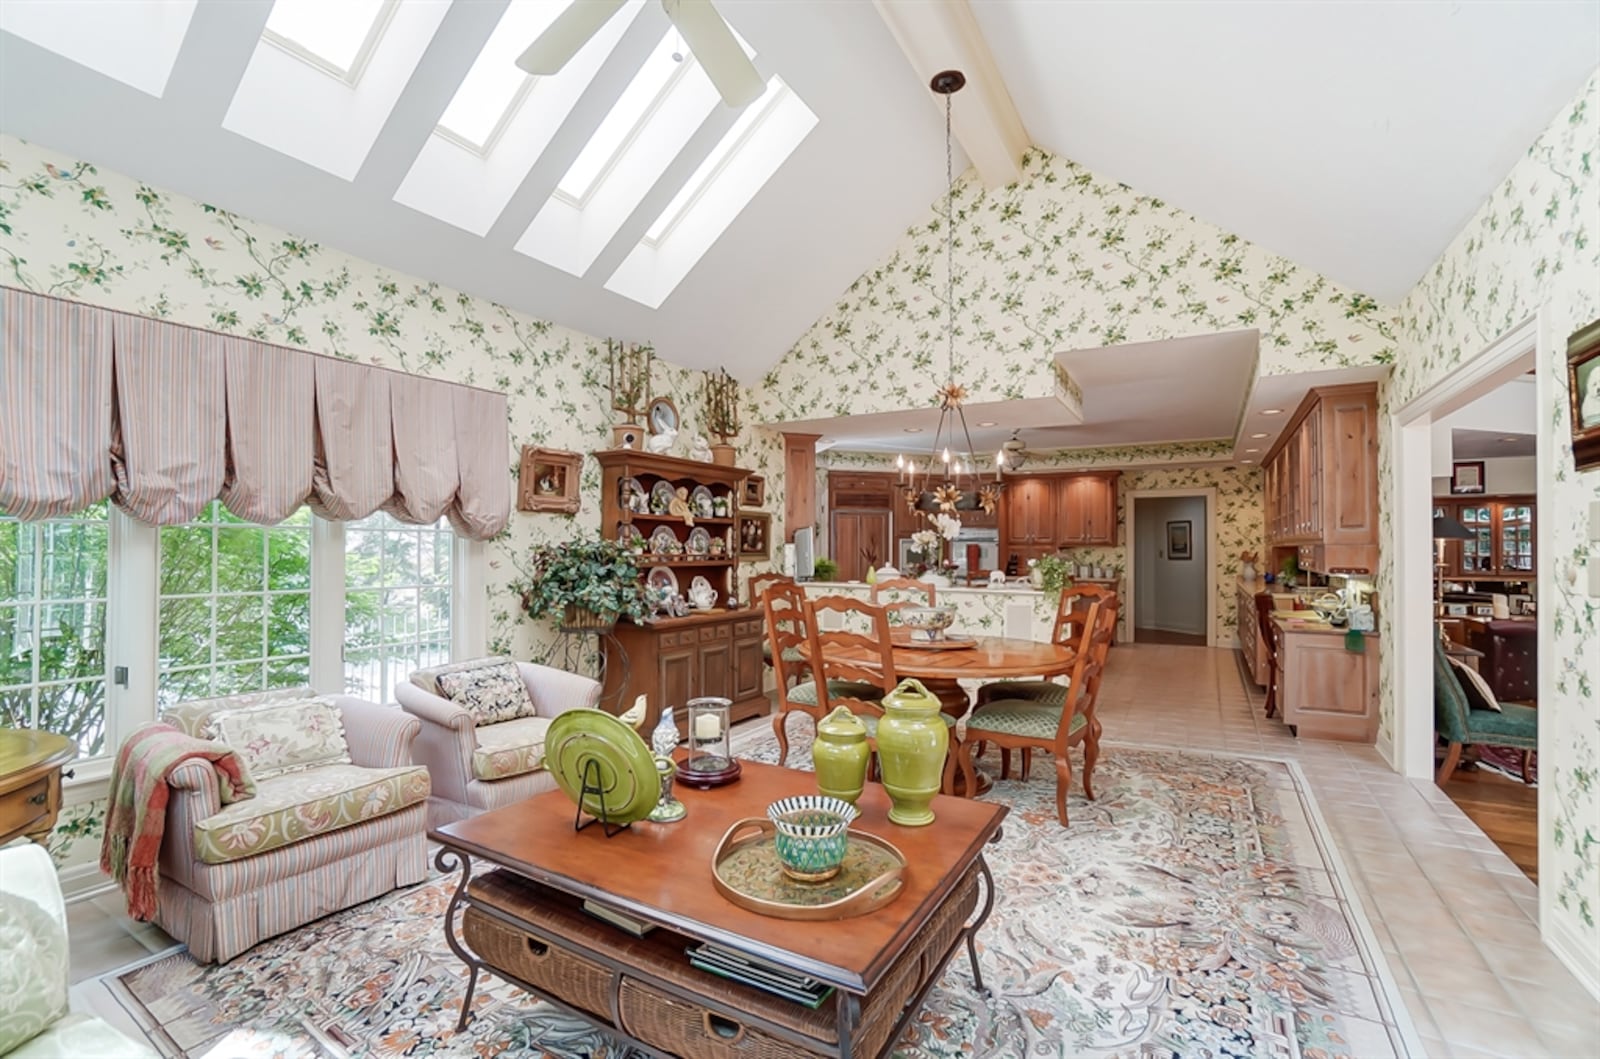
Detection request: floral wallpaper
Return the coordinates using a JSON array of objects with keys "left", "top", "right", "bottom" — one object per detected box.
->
[
  {"left": 817, "top": 449, "right": 1261, "bottom": 644},
  {"left": 1382, "top": 70, "right": 1600, "bottom": 963},
  {"left": 756, "top": 146, "right": 1395, "bottom": 425}
]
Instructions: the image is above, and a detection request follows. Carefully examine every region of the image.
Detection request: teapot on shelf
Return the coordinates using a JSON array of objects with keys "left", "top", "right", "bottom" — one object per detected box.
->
[{"left": 688, "top": 577, "right": 718, "bottom": 611}]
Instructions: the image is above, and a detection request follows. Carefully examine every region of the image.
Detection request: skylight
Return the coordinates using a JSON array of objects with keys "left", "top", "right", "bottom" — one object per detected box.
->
[
  {"left": 263, "top": 0, "right": 394, "bottom": 83},
  {"left": 436, "top": 1, "right": 576, "bottom": 154},
  {"left": 555, "top": 34, "right": 691, "bottom": 204},
  {"left": 606, "top": 76, "right": 817, "bottom": 308},
  {"left": 0, "top": 0, "right": 198, "bottom": 97}
]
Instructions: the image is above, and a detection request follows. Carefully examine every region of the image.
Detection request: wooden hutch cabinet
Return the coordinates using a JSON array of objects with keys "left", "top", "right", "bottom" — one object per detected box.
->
[
  {"left": 1437, "top": 497, "right": 1535, "bottom": 578},
  {"left": 1262, "top": 384, "right": 1378, "bottom": 574},
  {"left": 594, "top": 450, "right": 768, "bottom": 733}
]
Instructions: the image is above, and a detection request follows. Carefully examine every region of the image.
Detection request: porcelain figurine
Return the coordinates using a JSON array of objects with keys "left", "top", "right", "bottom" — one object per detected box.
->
[
  {"left": 651, "top": 706, "right": 679, "bottom": 758},
  {"left": 667, "top": 487, "right": 695, "bottom": 526},
  {"left": 646, "top": 428, "right": 676, "bottom": 455},
  {"left": 688, "top": 434, "right": 713, "bottom": 462},
  {"left": 875, "top": 678, "right": 950, "bottom": 826}
]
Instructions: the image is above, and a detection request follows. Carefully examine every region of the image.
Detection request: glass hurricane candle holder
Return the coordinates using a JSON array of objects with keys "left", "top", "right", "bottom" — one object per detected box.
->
[{"left": 677, "top": 697, "right": 741, "bottom": 788}]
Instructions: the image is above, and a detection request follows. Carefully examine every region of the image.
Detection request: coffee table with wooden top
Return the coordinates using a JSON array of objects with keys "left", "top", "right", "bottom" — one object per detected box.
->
[{"left": 431, "top": 758, "right": 1006, "bottom": 1058}]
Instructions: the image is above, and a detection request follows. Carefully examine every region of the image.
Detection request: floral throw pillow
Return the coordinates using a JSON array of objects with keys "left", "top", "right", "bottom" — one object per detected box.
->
[
  {"left": 0, "top": 892, "right": 69, "bottom": 1053},
  {"left": 207, "top": 699, "right": 352, "bottom": 778},
  {"left": 437, "top": 661, "right": 536, "bottom": 726}
]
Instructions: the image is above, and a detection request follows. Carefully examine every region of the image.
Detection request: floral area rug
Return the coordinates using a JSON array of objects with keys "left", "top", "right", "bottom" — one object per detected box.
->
[{"left": 106, "top": 725, "right": 1417, "bottom": 1058}]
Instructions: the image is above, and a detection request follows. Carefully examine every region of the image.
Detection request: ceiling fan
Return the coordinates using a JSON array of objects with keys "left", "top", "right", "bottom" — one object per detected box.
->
[
  {"left": 1000, "top": 430, "right": 1039, "bottom": 472},
  {"left": 515, "top": 0, "right": 765, "bottom": 108}
]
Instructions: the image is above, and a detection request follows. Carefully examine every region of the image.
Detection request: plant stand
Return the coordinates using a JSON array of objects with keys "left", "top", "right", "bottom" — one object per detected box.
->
[{"left": 546, "top": 626, "right": 631, "bottom": 714}]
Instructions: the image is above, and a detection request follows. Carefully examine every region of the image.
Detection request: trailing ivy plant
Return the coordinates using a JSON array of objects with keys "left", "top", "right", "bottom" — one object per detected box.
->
[
  {"left": 1035, "top": 554, "right": 1074, "bottom": 599},
  {"left": 518, "top": 534, "right": 650, "bottom": 627}
]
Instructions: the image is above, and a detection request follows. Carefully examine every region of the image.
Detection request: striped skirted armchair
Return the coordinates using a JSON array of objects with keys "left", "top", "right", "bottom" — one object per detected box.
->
[{"left": 152, "top": 688, "right": 430, "bottom": 962}]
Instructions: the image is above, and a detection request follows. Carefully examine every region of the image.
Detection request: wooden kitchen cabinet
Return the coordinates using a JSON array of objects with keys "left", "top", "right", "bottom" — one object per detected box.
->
[
  {"left": 1005, "top": 478, "right": 1055, "bottom": 548},
  {"left": 606, "top": 613, "right": 770, "bottom": 735},
  {"left": 1057, "top": 474, "right": 1117, "bottom": 545},
  {"left": 1236, "top": 579, "right": 1268, "bottom": 687},
  {"left": 1263, "top": 384, "right": 1378, "bottom": 574},
  {"left": 1275, "top": 618, "right": 1379, "bottom": 742},
  {"left": 1002, "top": 472, "right": 1120, "bottom": 563},
  {"left": 1443, "top": 498, "right": 1535, "bottom": 579},
  {"left": 829, "top": 509, "right": 891, "bottom": 581}
]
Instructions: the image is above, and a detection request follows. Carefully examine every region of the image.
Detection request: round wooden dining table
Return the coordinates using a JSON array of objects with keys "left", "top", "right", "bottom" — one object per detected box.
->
[{"left": 803, "top": 634, "right": 1078, "bottom": 797}]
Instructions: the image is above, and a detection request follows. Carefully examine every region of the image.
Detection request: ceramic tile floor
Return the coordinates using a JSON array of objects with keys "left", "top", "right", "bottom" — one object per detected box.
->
[{"left": 64, "top": 644, "right": 1600, "bottom": 1057}]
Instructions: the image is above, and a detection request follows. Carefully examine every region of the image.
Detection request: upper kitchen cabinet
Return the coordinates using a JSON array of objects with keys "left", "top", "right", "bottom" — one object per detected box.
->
[
  {"left": 1004, "top": 477, "right": 1056, "bottom": 551},
  {"left": 1263, "top": 384, "right": 1379, "bottom": 574},
  {"left": 1442, "top": 498, "right": 1536, "bottom": 579},
  {"left": 1057, "top": 473, "right": 1119, "bottom": 545}
]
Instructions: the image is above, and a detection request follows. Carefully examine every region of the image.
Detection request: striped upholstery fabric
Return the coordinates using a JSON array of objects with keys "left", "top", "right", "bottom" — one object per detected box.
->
[
  {"left": 219, "top": 337, "right": 315, "bottom": 523},
  {"left": 0, "top": 288, "right": 114, "bottom": 519},
  {"left": 385, "top": 373, "right": 459, "bottom": 525},
  {"left": 408, "top": 656, "right": 511, "bottom": 698},
  {"left": 448, "top": 385, "right": 511, "bottom": 540},
  {"left": 109, "top": 314, "right": 226, "bottom": 524},
  {"left": 162, "top": 686, "right": 318, "bottom": 738},
  {"left": 309, "top": 355, "right": 393, "bottom": 521}
]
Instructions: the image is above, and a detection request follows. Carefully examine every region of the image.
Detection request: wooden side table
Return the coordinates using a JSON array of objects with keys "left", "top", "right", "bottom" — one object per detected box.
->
[
  {"left": 1442, "top": 640, "right": 1485, "bottom": 675},
  {"left": 0, "top": 729, "right": 77, "bottom": 846}
]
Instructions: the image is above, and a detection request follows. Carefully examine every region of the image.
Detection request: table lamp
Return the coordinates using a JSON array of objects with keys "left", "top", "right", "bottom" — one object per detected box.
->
[{"left": 1433, "top": 514, "right": 1475, "bottom": 616}]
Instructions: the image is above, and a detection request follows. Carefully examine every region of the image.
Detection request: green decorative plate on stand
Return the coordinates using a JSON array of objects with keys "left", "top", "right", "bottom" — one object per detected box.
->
[{"left": 545, "top": 709, "right": 660, "bottom": 832}]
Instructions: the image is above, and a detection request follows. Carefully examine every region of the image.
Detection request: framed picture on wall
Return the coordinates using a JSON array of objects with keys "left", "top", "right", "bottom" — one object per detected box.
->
[
  {"left": 737, "top": 512, "right": 771, "bottom": 559},
  {"left": 1450, "top": 461, "right": 1486, "bottom": 495},
  {"left": 1568, "top": 317, "right": 1600, "bottom": 472},
  {"left": 741, "top": 474, "right": 765, "bottom": 508},
  {"left": 1166, "top": 520, "right": 1192, "bottom": 560}
]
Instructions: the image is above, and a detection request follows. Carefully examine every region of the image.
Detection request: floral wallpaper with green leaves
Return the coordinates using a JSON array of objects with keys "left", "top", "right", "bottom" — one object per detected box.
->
[
  {"left": 1380, "top": 70, "right": 1600, "bottom": 956},
  {"left": 757, "top": 146, "right": 1395, "bottom": 425}
]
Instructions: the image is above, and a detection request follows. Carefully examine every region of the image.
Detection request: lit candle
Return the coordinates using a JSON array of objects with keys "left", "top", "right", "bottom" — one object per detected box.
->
[
  {"left": 694, "top": 713, "right": 723, "bottom": 741},
  {"left": 942, "top": 447, "right": 951, "bottom": 464}
]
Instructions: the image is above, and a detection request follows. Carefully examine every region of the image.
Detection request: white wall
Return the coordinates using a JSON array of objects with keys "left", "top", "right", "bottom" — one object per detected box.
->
[
  {"left": 1133, "top": 495, "right": 1207, "bottom": 635},
  {"left": 1429, "top": 376, "right": 1537, "bottom": 476},
  {"left": 1432, "top": 456, "right": 1537, "bottom": 496}
]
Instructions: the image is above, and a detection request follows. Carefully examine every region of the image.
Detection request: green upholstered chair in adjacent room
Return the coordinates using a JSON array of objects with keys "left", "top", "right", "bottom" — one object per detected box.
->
[
  {"left": 1433, "top": 636, "right": 1537, "bottom": 785},
  {"left": 763, "top": 581, "right": 885, "bottom": 765},
  {"left": 958, "top": 598, "right": 1115, "bottom": 826}
]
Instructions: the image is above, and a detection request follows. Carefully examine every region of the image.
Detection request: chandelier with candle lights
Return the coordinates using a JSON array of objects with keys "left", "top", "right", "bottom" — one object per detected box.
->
[{"left": 895, "top": 69, "right": 1005, "bottom": 518}]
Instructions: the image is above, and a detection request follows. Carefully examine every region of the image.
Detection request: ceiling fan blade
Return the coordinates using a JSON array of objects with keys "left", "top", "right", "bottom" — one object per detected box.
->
[
  {"left": 515, "top": 0, "right": 628, "bottom": 75},
  {"left": 662, "top": 0, "right": 766, "bottom": 107}
]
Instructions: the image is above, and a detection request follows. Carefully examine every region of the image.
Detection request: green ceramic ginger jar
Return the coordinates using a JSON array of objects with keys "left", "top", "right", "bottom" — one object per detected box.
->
[
  {"left": 812, "top": 706, "right": 871, "bottom": 804},
  {"left": 876, "top": 678, "right": 949, "bottom": 826}
]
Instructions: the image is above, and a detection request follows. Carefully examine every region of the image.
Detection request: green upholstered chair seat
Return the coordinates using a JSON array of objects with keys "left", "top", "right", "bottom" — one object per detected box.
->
[
  {"left": 966, "top": 700, "right": 1086, "bottom": 741},
  {"left": 977, "top": 680, "right": 1066, "bottom": 708},
  {"left": 859, "top": 712, "right": 958, "bottom": 738},
  {"left": 761, "top": 644, "right": 805, "bottom": 665},
  {"left": 1434, "top": 637, "right": 1537, "bottom": 749},
  {"left": 786, "top": 680, "right": 885, "bottom": 708}
]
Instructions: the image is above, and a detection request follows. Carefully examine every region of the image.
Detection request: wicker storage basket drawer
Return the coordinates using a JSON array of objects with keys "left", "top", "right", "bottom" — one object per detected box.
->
[
  {"left": 619, "top": 976, "right": 810, "bottom": 1059},
  {"left": 462, "top": 906, "right": 615, "bottom": 1019}
]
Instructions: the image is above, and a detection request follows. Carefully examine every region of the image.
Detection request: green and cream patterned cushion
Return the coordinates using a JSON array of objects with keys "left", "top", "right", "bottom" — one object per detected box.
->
[
  {"left": 967, "top": 701, "right": 1086, "bottom": 741},
  {"left": 472, "top": 716, "right": 554, "bottom": 781},
  {"left": 0, "top": 893, "right": 69, "bottom": 1054},
  {"left": 437, "top": 661, "right": 536, "bottom": 725},
  {"left": 979, "top": 679, "right": 1067, "bottom": 708},
  {"left": 410, "top": 656, "right": 512, "bottom": 697},
  {"left": 205, "top": 699, "right": 351, "bottom": 779},
  {"left": 787, "top": 680, "right": 886, "bottom": 708},
  {"left": 162, "top": 686, "right": 317, "bottom": 738},
  {"left": 193, "top": 763, "right": 430, "bottom": 864}
]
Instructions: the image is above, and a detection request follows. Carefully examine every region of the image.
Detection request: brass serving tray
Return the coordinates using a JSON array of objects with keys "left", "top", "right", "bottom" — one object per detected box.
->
[{"left": 710, "top": 818, "right": 905, "bottom": 921}]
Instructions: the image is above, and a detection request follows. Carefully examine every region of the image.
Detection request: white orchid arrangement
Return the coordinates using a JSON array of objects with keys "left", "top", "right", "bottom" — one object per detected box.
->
[{"left": 929, "top": 513, "right": 963, "bottom": 541}]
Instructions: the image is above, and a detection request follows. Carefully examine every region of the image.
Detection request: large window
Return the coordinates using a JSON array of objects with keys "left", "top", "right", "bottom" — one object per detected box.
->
[
  {"left": 343, "top": 511, "right": 451, "bottom": 702},
  {"left": 0, "top": 507, "right": 109, "bottom": 755},
  {"left": 158, "top": 503, "right": 312, "bottom": 705}
]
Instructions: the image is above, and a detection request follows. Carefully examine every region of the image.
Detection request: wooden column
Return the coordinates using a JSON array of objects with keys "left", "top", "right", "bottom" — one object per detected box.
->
[{"left": 782, "top": 433, "right": 820, "bottom": 542}]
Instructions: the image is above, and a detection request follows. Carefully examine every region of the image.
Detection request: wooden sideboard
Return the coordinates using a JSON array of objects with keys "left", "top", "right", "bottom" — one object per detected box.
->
[
  {"left": 1263, "top": 384, "right": 1379, "bottom": 575},
  {"left": 0, "top": 729, "right": 76, "bottom": 846}
]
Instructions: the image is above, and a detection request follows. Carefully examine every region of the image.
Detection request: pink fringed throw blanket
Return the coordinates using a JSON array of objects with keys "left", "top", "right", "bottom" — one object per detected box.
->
[{"left": 100, "top": 722, "right": 255, "bottom": 921}]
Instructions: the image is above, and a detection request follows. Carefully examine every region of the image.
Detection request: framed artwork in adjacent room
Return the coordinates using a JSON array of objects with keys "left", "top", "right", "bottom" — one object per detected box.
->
[
  {"left": 1166, "top": 520, "right": 1192, "bottom": 560},
  {"left": 1450, "top": 460, "right": 1486, "bottom": 495},
  {"left": 517, "top": 447, "right": 581, "bottom": 513},
  {"left": 1567, "top": 317, "right": 1600, "bottom": 471},
  {"left": 738, "top": 512, "right": 771, "bottom": 559},
  {"left": 741, "top": 474, "right": 765, "bottom": 507}
]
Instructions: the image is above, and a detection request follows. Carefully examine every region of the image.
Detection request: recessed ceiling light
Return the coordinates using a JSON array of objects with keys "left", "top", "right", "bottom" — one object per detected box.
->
[
  {"left": 1244, "top": 448, "right": 1259, "bottom": 453},
  {"left": 903, "top": 427, "right": 924, "bottom": 433},
  {"left": 1249, "top": 433, "right": 1268, "bottom": 439},
  {"left": 1261, "top": 408, "right": 1283, "bottom": 416},
  {"left": 1500, "top": 436, "right": 1519, "bottom": 442},
  {"left": 976, "top": 421, "right": 997, "bottom": 427},
  {"left": 1241, "top": 459, "right": 1254, "bottom": 464}
]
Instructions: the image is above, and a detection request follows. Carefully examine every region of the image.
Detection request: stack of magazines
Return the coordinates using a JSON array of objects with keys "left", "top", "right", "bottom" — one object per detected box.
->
[{"left": 686, "top": 943, "right": 835, "bottom": 1008}]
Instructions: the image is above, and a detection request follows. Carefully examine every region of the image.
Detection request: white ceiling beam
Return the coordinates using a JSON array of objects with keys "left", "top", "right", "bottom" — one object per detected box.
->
[{"left": 871, "top": 0, "right": 1030, "bottom": 189}]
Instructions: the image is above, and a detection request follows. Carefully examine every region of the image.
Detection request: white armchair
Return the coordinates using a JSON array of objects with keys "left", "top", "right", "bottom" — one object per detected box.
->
[
  {"left": 395, "top": 657, "right": 602, "bottom": 827},
  {"left": 0, "top": 843, "right": 158, "bottom": 1058}
]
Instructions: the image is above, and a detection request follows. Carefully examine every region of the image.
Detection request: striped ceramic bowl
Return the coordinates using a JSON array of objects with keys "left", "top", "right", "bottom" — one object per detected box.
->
[{"left": 767, "top": 796, "right": 859, "bottom": 883}]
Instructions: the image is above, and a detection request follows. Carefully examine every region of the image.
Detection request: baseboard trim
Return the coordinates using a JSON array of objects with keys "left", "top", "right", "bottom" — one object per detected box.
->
[
  {"left": 60, "top": 863, "right": 116, "bottom": 903},
  {"left": 1545, "top": 913, "right": 1600, "bottom": 1002}
]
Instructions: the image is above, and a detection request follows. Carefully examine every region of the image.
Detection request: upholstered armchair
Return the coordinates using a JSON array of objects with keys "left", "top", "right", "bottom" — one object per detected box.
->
[
  {"left": 1434, "top": 637, "right": 1537, "bottom": 785},
  {"left": 154, "top": 688, "right": 430, "bottom": 963},
  {"left": 1, "top": 843, "right": 158, "bottom": 1057},
  {"left": 395, "top": 657, "right": 601, "bottom": 827}
]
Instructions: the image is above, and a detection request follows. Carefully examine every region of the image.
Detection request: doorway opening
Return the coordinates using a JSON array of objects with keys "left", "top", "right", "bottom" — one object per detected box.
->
[
  {"left": 1126, "top": 490, "right": 1215, "bottom": 647},
  {"left": 1391, "top": 315, "right": 1545, "bottom": 889}
]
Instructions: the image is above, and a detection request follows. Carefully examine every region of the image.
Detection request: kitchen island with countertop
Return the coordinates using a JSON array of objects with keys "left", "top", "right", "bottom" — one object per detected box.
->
[{"left": 801, "top": 579, "right": 1123, "bottom": 643}]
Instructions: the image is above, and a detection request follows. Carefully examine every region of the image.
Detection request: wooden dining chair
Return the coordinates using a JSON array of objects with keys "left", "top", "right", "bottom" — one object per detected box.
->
[
  {"left": 869, "top": 576, "right": 937, "bottom": 621},
  {"left": 765, "top": 585, "right": 893, "bottom": 765},
  {"left": 805, "top": 594, "right": 963, "bottom": 788},
  {"left": 750, "top": 572, "right": 801, "bottom": 685},
  {"left": 957, "top": 598, "right": 1115, "bottom": 826},
  {"left": 1254, "top": 592, "right": 1282, "bottom": 718},
  {"left": 975, "top": 584, "right": 1116, "bottom": 708}
]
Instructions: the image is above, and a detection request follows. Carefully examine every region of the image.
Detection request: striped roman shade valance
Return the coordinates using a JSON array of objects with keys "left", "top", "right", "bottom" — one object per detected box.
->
[{"left": 0, "top": 287, "right": 511, "bottom": 540}]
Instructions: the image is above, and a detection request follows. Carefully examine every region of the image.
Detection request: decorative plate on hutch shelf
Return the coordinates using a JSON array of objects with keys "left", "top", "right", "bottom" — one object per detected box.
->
[
  {"left": 617, "top": 524, "right": 644, "bottom": 550},
  {"left": 690, "top": 485, "right": 715, "bottom": 519},
  {"left": 648, "top": 525, "right": 680, "bottom": 556},
  {"left": 618, "top": 476, "right": 646, "bottom": 513},
  {"left": 649, "top": 480, "right": 675, "bottom": 514},
  {"left": 647, "top": 566, "right": 679, "bottom": 593},
  {"left": 686, "top": 526, "right": 712, "bottom": 556}
]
